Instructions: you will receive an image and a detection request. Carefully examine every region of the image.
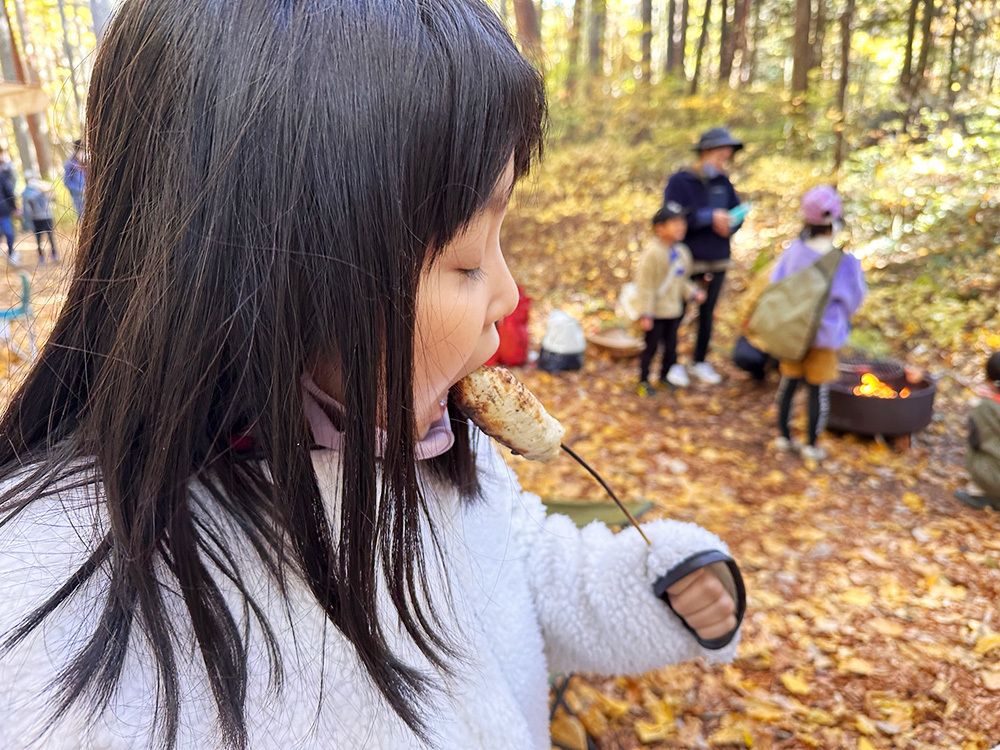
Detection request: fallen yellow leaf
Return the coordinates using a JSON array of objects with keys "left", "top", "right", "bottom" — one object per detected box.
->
[
  {"left": 981, "top": 671, "right": 1000, "bottom": 691},
  {"left": 594, "top": 692, "right": 631, "bottom": 719},
  {"left": 859, "top": 738, "right": 876, "bottom": 750},
  {"left": 840, "top": 657, "right": 875, "bottom": 676},
  {"left": 868, "top": 618, "right": 904, "bottom": 637},
  {"left": 841, "top": 587, "right": 874, "bottom": 607},
  {"left": 974, "top": 632, "right": 1000, "bottom": 656},
  {"left": 856, "top": 715, "right": 877, "bottom": 735},
  {"left": 745, "top": 698, "right": 786, "bottom": 723},
  {"left": 901, "top": 491, "right": 924, "bottom": 511},
  {"left": 551, "top": 712, "right": 588, "bottom": 750},
  {"left": 635, "top": 717, "right": 675, "bottom": 743},
  {"left": 780, "top": 672, "right": 811, "bottom": 695}
]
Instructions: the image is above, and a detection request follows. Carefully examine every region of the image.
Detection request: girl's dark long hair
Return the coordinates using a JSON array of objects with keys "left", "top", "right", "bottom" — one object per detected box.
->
[{"left": 0, "top": 0, "right": 544, "bottom": 747}]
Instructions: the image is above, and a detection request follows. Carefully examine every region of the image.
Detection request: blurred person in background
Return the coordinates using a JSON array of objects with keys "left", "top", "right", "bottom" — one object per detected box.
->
[{"left": 663, "top": 127, "right": 745, "bottom": 385}]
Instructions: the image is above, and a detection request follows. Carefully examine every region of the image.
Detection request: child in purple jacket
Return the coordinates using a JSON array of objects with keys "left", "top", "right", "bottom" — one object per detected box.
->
[{"left": 771, "top": 186, "right": 867, "bottom": 462}]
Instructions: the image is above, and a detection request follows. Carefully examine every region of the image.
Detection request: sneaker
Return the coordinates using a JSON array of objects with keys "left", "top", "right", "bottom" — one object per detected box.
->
[
  {"left": 637, "top": 381, "right": 657, "bottom": 397},
  {"left": 954, "top": 489, "right": 1000, "bottom": 510},
  {"left": 665, "top": 363, "right": 690, "bottom": 388},
  {"left": 773, "top": 436, "right": 801, "bottom": 453},
  {"left": 800, "top": 445, "right": 828, "bottom": 462},
  {"left": 691, "top": 361, "right": 722, "bottom": 385}
]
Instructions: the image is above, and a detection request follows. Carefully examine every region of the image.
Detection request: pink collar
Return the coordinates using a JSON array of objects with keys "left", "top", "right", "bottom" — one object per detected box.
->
[{"left": 301, "top": 375, "right": 455, "bottom": 460}]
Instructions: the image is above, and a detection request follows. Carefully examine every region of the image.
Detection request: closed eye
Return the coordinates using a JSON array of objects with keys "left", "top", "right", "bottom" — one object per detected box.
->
[{"left": 461, "top": 267, "right": 485, "bottom": 281}]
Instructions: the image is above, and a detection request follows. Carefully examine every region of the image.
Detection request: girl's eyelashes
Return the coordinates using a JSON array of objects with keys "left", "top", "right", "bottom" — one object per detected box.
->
[{"left": 461, "top": 267, "right": 485, "bottom": 281}]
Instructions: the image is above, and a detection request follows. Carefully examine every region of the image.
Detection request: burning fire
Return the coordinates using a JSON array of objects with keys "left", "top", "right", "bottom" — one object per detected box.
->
[{"left": 854, "top": 373, "right": 910, "bottom": 399}]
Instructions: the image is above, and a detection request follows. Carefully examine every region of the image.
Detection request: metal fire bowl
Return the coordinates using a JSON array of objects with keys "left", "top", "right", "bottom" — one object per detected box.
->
[{"left": 827, "top": 374, "right": 936, "bottom": 437}]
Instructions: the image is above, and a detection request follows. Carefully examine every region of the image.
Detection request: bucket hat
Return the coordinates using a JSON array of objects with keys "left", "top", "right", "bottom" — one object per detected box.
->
[{"left": 693, "top": 126, "right": 744, "bottom": 152}]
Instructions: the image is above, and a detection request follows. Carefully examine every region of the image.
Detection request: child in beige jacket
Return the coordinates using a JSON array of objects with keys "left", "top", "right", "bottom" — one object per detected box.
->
[{"left": 636, "top": 202, "right": 706, "bottom": 394}]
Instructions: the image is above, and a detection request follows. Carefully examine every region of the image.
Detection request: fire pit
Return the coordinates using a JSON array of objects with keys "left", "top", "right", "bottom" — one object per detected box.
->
[{"left": 827, "top": 358, "right": 936, "bottom": 438}]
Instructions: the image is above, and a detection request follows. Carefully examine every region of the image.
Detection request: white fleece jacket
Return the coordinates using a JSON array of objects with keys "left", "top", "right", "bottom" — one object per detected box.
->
[{"left": 0, "top": 435, "right": 740, "bottom": 749}]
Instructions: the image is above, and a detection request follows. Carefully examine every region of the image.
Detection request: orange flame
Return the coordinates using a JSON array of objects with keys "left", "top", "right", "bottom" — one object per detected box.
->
[{"left": 853, "top": 373, "right": 910, "bottom": 399}]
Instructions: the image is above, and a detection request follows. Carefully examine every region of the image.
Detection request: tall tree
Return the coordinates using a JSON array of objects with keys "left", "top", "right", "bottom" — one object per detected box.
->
[
  {"left": 791, "top": 0, "right": 812, "bottom": 93},
  {"left": 913, "top": 0, "right": 936, "bottom": 89},
  {"left": 834, "top": 0, "right": 856, "bottom": 171},
  {"left": 566, "top": 0, "right": 585, "bottom": 93},
  {"left": 666, "top": 0, "right": 677, "bottom": 72},
  {"left": 742, "top": 0, "right": 762, "bottom": 84},
  {"left": 640, "top": 0, "right": 653, "bottom": 82},
  {"left": 667, "top": 0, "right": 690, "bottom": 78},
  {"left": 690, "top": 0, "right": 712, "bottom": 94},
  {"left": 946, "top": 0, "right": 962, "bottom": 110},
  {"left": 901, "top": 0, "right": 920, "bottom": 90},
  {"left": 810, "top": 0, "right": 826, "bottom": 76},
  {"left": 0, "top": 4, "right": 38, "bottom": 176},
  {"left": 10, "top": 0, "right": 52, "bottom": 176},
  {"left": 56, "top": 0, "right": 84, "bottom": 118},
  {"left": 718, "top": 0, "right": 731, "bottom": 82},
  {"left": 588, "top": 0, "right": 606, "bottom": 77},
  {"left": 512, "top": 0, "right": 542, "bottom": 61},
  {"left": 728, "top": 0, "right": 751, "bottom": 85}
]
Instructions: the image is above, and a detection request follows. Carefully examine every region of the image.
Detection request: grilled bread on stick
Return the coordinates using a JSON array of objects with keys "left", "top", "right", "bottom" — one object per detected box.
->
[{"left": 451, "top": 366, "right": 565, "bottom": 463}]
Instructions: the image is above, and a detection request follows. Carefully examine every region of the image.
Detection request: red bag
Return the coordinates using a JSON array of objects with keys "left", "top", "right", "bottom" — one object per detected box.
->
[{"left": 486, "top": 286, "right": 531, "bottom": 367}]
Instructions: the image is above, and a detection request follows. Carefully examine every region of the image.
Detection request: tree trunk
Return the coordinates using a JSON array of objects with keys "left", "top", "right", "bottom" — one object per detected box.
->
[
  {"left": 690, "top": 0, "right": 712, "bottom": 94},
  {"left": 10, "top": 0, "right": 52, "bottom": 177},
  {"left": 810, "top": 0, "right": 826, "bottom": 76},
  {"left": 946, "top": 0, "right": 962, "bottom": 110},
  {"left": 963, "top": 13, "right": 977, "bottom": 93},
  {"left": 680, "top": 0, "right": 690, "bottom": 78},
  {"left": 566, "top": 0, "right": 585, "bottom": 93},
  {"left": 901, "top": 0, "right": 919, "bottom": 90},
  {"left": 913, "top": 0, "right": 935, "bottom": 90},
  {"left": 588, "top": 0, "right": 606, "bottom": 78},
  {"left": 742, "top": 0, "right": 761, "bottom": 84},
  {"left": 0, "top": 4, "right": 40, "bottom": 176},
  {"left": 512, "top": 0, "right": 542, "bottom": 61},
  {"left": 791, "top": 0, "right": 811, "bottom": 93},
  {"left": 666, "top": 0, "right": 677, "bottom": 72},
  {"left": 729, "top": 0, "right": 750, "bottom": 85},
  {"left": 834, "top": 0, "right": 855, "bottom": 172},
  {"left": 641, "top": 0, "right": 653, "bottom": 82},
  {"left": 56, "top": 0, "right": 84, "bottom": 120},
  {"left": 719, "top": 0, "right": 731, "bottom": 82}
]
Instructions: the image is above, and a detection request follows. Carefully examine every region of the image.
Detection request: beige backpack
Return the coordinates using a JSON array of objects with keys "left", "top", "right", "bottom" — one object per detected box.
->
[{"left": 744, "top": 247, "right": 843, "bottom": 362}]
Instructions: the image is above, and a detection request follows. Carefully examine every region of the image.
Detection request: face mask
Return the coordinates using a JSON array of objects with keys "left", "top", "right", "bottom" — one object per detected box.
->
[
  {"left": 702, "top": 164, "right": 719, "bottom": 179},
  {"left": 832, "top": 218, "right": 844, "bottom": 236}
]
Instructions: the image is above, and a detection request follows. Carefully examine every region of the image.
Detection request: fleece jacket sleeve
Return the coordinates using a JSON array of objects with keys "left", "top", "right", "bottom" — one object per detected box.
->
[{"left": 475, "top": 437, "right": 743, "bottom": 677}]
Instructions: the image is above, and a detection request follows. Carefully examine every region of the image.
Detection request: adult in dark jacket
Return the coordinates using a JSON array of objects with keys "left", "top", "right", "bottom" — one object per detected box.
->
[
  {"left": 663, "top": 127, "right": 743, "bottom": 385},
  {"left": 0, "top": 149, "right": 18, "bottom": 261}
]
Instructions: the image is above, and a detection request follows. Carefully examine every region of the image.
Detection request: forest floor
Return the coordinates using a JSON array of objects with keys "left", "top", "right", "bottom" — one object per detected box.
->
[
  {"left": 1, "top": 195, "right": 998, "bottom": 750},
  {"left": 495, "top": 191, "right": 1000, "bottom": 746}
]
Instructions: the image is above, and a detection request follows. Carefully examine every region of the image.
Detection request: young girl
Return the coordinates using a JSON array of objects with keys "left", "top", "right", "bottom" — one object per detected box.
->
[
  {"left": 771, "top": 186, "right": 867, "bottom": 462},
  {"left": 0, "top": 1, "right": 744, "bottom": 748}
]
